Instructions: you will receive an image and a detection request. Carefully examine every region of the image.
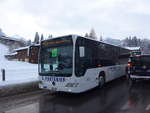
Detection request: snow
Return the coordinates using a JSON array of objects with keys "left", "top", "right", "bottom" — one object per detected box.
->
[
  {"left": 0, "top": 36, "right": 26, "bottom": 45},
  {"left": 0, "top": 28, "right": 6, "bottom": 37},
  {"left": 6, "top": 52, "right": 18, "bottom": 56},
  {"left": 125, "top": 47, "right": 140, "bottom": 51},
  {"left": 0, "top": 43, "right": 38, "bottom": 86},
  {"left": 14, "top": 46, "right": 29, "bottom": 51}
]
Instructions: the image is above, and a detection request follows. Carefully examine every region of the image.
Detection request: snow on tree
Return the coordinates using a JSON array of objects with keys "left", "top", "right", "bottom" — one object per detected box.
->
[
  {"left": 89, "top": 28, "right": 97, "bottom": 39},
  {"left": 123, "top": 36, "right": 142, "bottom": 47},
  {"left": 34, "top": 32, "right": 40, "bottom": 44},
  {"left": 122, "top": 36, "right": 150, "bottom": 54}
]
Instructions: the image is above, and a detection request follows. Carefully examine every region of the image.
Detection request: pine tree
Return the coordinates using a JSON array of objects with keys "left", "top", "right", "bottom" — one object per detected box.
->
[
  {"left": 85, "top": 33, "right": 88, "bottom": 37},
  {"left": 89, "top": 28, "right": 97, "bottom": 39},
  {"left": 41, "top": 34, "right": 44, "bottom": 41},
  {"left": 48, "top": 34, "right": 53, "bottom": 38},
  {"left": 27, "top": 40, "right": 32, "bottom": 46},
  {"left": 34, "top": 32, "right": 40, "bottom": 44},
  {"left": 100, "top": 36, "right": 103, "bottom": 41},
  {"left": 132, "top": 36, "right": 138, "bottom": 46}
]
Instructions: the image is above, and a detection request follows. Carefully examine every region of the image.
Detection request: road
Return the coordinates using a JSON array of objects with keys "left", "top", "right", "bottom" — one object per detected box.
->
[{"left": 1, "top": 78, "right": 150, "bottom": 113}]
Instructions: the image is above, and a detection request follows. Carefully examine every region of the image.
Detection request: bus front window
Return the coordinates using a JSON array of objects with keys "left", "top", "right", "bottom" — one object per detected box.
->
[{"left": 39, "top": 45, "right": 73, "bottom": 77}]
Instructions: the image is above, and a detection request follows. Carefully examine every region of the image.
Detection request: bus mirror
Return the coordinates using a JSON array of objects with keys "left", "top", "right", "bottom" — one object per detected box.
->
[{"left": 79, "top": 46, "right": 85, "bottom": 57}]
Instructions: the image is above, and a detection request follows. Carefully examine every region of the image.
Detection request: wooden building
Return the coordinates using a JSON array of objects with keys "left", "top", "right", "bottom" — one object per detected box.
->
[{"left": 5, "top": 44, "right": 40, "bottom": 64}]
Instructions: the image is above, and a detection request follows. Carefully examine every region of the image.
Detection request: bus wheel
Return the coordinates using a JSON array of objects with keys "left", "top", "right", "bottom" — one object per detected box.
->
[{"left": 98, "top": 75, "right": 105, "bottom": 88}]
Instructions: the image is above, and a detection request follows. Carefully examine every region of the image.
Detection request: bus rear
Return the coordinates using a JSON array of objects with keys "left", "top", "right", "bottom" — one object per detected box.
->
[{"left": 38, "top": 35, "right": 77, "bottom": 93}]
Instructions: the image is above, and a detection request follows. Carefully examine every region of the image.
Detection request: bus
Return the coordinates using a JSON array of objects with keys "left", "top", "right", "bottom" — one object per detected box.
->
[{"left": 38, "top": 35, "right": 130, "bottom": 93}]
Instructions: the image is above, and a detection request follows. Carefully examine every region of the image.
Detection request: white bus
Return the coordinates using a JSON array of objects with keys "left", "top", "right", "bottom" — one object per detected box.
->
[{"left": 38, "top": 35, "right": 130, "bottom": 93}]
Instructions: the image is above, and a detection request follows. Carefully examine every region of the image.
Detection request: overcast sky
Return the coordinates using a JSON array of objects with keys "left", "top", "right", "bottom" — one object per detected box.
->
[{"left": 0, "top": 0, "right": 150, "bottom": 40}]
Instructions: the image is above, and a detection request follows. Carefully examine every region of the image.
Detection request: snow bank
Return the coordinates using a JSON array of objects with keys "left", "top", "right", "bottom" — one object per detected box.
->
[{"left": 0, "top": 43, "right": 38, "bottom": 86}]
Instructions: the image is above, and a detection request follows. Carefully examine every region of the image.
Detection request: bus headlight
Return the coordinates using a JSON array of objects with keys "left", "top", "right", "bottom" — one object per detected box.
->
[{"left": 65, "top": 83, "right": 79, "bottom": 87}]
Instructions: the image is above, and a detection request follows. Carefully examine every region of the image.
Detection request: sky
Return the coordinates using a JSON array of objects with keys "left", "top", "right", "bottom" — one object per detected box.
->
[{"left": 0, "top": 0, "right": 150, "bottom": 40}]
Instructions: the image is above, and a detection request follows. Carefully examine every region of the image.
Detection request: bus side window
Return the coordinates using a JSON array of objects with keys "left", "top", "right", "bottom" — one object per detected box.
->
[
  {"left": 101, "top": 59, "right": 116, "bottom": 66},
  {"left": 79, "top": 46, "right": 85, "bottom": 57}
]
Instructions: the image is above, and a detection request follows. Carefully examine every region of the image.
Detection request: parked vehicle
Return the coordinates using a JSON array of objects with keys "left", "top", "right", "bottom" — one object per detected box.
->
[{"left": 127, "top": 55, "right": 150, "bottom": 83}]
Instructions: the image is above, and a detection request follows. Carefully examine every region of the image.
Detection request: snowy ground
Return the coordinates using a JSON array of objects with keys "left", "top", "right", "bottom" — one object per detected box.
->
[{"left": 0, "top": 43, "right": 38, "bottom": 86}]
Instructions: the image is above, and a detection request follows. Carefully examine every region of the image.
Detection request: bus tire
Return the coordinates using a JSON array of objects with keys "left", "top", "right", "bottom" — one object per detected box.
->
[{"left": 98, "top": 73, "right": 105, "bottom": 88}]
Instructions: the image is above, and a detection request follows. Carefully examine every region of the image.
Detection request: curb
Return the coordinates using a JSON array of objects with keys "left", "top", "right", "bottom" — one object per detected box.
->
[{"left": 0, "top": 81, "right": 40, "bottom": 97}]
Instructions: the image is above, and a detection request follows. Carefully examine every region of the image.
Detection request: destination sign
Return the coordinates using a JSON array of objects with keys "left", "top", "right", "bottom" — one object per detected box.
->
[{"left": 42, "top": 40, "right": 71, "bottom": 46}]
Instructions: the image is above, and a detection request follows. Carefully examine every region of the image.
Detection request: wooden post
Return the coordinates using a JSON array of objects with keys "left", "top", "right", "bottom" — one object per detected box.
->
[{"left": 1, "top": 69, "right": 5, "bottom": 81}]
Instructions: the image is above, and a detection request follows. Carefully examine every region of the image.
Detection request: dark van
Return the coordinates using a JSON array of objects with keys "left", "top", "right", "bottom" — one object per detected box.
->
[{"left": 127, "top": 55, "right": 150, "bottom": 82}]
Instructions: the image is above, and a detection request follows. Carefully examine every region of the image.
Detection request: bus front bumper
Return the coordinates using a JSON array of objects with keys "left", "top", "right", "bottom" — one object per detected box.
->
[{"left": 39, "top": 83, "right": 86, "bottom": 93}]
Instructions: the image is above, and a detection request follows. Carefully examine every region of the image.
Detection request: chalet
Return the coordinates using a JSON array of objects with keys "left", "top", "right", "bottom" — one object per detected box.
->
[{"left": 5, "top": 44, "right": 40, "bottom": 64}]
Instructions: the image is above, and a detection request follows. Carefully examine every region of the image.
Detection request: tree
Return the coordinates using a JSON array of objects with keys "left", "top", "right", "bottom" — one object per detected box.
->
[
  {"left": 48, "top": 34, "right": 53, "bottom": 38},
  {"left": 146, "top": 43, "right": 150, "bottom": 54},
  {"left": 132, "top": 36, "right": 138, "bottom": 46},
  {"left": 27, "top": 39, "right": 32, "bottom": 46},
  {"left": 40, "top": 34, "right": 44, "bottom": 41},
  {"left": 89, "top": 28, "right": 97, "bottom": 39},
  {"left": 122, "top": 36, "right": 150, "bottom": 54},
  {"left": 85, "top": 33, "right": 88, "bottom": 37},
  {"left": 34, "top": 32, "right": 40, "bottom": 44},
  {"left": 100, "top": 35, "right": 103, "bottom": 41}
]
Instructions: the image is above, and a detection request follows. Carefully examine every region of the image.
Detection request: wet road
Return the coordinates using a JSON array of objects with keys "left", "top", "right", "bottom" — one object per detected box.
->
[{"left": 1, "top": 78, "right": 150, "bottom": 113}]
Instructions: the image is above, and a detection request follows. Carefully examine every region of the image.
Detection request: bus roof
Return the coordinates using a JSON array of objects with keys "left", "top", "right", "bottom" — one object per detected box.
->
[{"left": 42, "top": 34, "right": 129, "bottom": 51}]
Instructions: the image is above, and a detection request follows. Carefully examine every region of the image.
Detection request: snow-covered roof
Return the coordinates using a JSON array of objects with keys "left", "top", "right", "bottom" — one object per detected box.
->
[
  {"left": 5, "top": 52, "right": 18, "bottom": 56},
  {"left": 125, "top": 47, "right": 140, "bottom": 50},
  {"left": 14, "top": 46, "right": 29, "bottom": 51},
  {"left": 0, "top": 36, "right": 26, "bottom": 44},
  {"left": 31, "top": 44, "right": 40, "bottom": 46}
]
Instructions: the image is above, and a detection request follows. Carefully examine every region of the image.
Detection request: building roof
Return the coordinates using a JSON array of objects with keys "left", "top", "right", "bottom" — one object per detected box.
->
[
  {"left": 5, "top": 52, "right": 18, "bottom": 56},
  {"left": 14, "top": 46, "right": 29, "bottom": 51},
  {"left": 0, "top": 36, "right": 26, "bottom": 44},
  {"left": 125, "top": 47, "right": 140, "bottom": 51}
]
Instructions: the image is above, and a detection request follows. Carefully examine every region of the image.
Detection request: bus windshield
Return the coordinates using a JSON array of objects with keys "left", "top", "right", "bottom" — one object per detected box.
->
[{"left": 39, "top": 37, "right": 73, "bottom": 77}]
